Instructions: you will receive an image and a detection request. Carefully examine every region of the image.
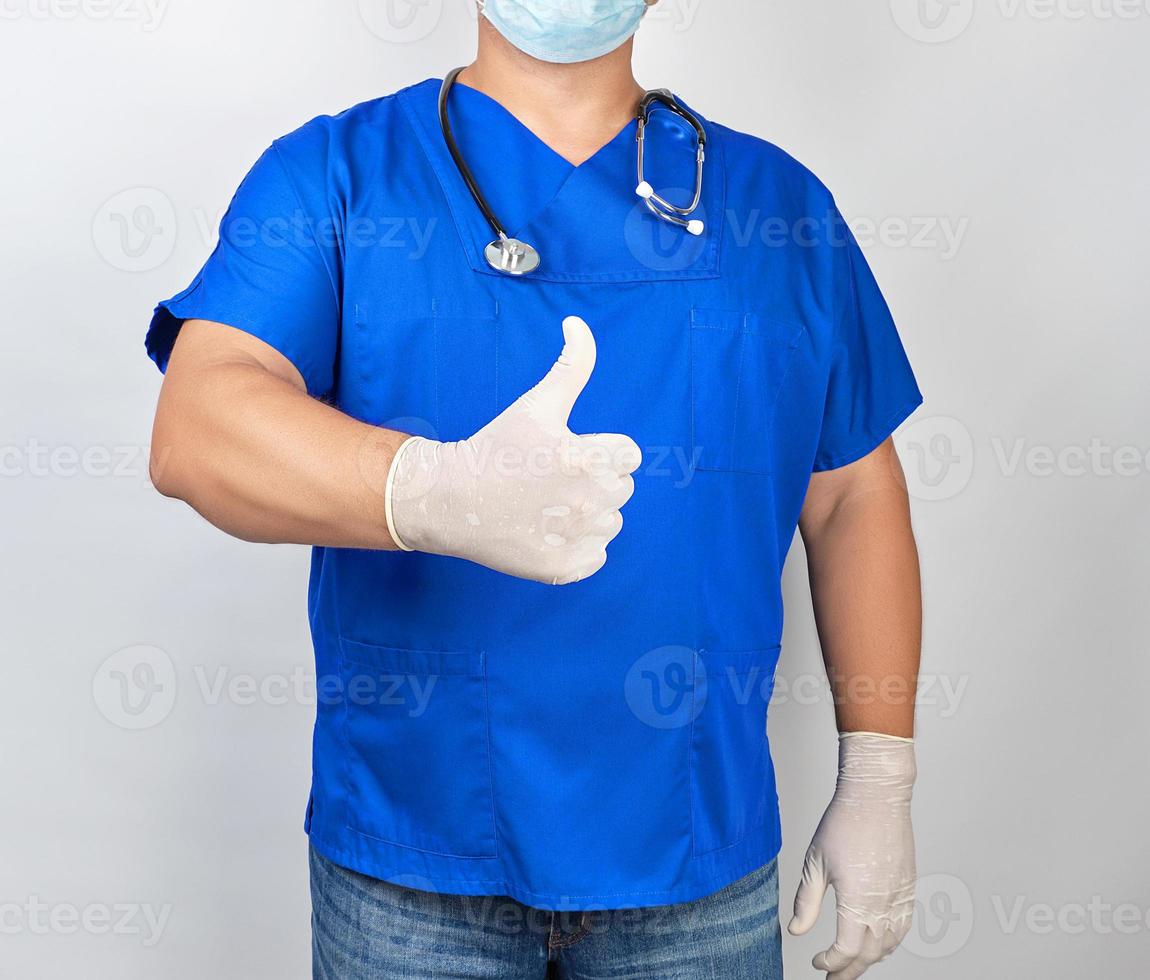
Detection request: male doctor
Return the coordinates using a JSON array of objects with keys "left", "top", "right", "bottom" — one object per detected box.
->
[{"left": 147, "top": 1, "right": 924, "bottom": 978}]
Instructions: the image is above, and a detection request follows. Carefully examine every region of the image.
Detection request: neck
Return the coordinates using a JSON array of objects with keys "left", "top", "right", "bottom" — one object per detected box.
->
[{"left": 458, "top": 19, "right": 645, "bottom": 166}]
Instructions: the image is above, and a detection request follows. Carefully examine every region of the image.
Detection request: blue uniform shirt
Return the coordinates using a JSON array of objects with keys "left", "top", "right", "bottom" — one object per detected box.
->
[{"left": 147, "top": 78, "right": 922, "bottom": 909}]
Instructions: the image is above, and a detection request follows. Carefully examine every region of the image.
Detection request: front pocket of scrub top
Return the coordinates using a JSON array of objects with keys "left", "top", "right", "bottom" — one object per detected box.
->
[
  {"left": 339, "top": 639, "right": 498, "bottom": 859},
  {"left": 690, "top": 646, "right": 781, "bottom": 856},
  {"left": 354, "top": 304, "right": 499, "bottom": 441},
  {"left": 689, "top": 310, "right": 804, "bottom": 473}
]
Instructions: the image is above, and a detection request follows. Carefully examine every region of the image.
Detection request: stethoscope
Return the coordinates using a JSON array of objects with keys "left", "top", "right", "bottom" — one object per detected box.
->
[{"left": 438, "top": 66, "right": 707, "bottom": 277}]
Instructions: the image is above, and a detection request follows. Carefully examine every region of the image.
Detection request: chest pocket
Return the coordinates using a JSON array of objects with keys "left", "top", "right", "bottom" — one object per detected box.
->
[
  {"left": 689, "top": 308, "right": 805, "bottom": 474},
  {"left": 350, "top": 300, "right": 501, "bottom": 440}
]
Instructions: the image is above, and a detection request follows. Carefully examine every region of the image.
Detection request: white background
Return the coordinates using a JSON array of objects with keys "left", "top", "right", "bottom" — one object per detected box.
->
[{"left": 2, "top": 0, "right": 1149, "bottom": 976}]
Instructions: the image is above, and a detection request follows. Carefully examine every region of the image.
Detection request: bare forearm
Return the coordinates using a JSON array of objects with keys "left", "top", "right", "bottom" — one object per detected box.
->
[
  {"left": 800, "top": 443, "right": 922, "bottom": 737},
  {"left": 150, "top": 323, "right": 406, "bottom": 550}
]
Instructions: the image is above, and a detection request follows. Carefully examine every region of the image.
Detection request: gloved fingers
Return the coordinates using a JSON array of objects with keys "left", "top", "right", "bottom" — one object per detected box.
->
[
  {"left": 528, "top": 316, "right": 597, "bottom": 432},
  {"left": 825, "top": 926, "right": 886, "bottom": 980},
  {"left": 553, "top": 546, "right": 608, "bottom": 586},
  {"left": 577, "top": 433, "right": 643, "bottom": 477},
  {"left": 562, "top": 508, "right": 622, "bottom": 543},
  {"left": 564, "top": 447, "right": 635, "bottom": 509},
  {"left": 574, "top": 471, "right": 634, "bottom": 509},
  {"left": 591, "top": 509, "right": 624, "bottom": 544},
  {"left": 812, "top": 915, "right": 867, "bottom": 973},
  {"left": 609, "top": 474, "right": 635, "bottom": 509},
  {"left": 540, "top": 491, "right": 626, "bottom": 546},
  {"left": 881, "top": 919, "right": 910, "bottom": 958},
  {"left": 577, "top": 548, "right": 609, "bottom": 582},
  {"left": 788, "top": 850, "right": 828, "bottom": 936}
]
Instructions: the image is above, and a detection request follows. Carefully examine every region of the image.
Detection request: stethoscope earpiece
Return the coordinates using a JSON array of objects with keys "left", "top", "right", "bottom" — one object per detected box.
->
[
  {"left": 635, "top": 183, "right": 705, "bottom": 235},
  {"left": 635, "top": 88, "right": 707, "bottom": 236}
]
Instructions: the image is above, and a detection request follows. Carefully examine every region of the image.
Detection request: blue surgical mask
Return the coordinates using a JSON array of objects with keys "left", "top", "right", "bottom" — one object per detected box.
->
[{"left": 479, "top": 0, "right": 651, "bottom": 65}]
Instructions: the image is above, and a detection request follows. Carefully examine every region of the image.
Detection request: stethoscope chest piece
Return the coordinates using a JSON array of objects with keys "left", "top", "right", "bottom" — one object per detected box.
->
[{"left": 484, "top": 237, "right": 541, "bottom": 276}]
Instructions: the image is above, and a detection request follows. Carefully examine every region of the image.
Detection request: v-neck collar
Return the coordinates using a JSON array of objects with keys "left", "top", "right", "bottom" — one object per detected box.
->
[
  {"left": 452, "top": 78, "right": 640, "bottom": 171},
  {"left": 397, "top": 78, "right": 724, "bottom": 284}
]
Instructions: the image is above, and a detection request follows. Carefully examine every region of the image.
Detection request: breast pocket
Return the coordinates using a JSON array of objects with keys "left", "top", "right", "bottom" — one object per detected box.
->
[
  {"left": 339, "top": 638, "right": 498, "bottom": 859},
  {"left": 689, "top": 309, "right": 804, "bottom": 474},
  {"left": 350, "top": 300, "right": 500, "bottom": 440}
]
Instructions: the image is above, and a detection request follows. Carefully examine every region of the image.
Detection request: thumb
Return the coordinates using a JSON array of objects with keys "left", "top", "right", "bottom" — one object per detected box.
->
[
  {"left": 528, "top": 316, "right": 597, "bottom": 428},
  {"left": 788, "top": 851, "right": 829, "bottom": 937}
]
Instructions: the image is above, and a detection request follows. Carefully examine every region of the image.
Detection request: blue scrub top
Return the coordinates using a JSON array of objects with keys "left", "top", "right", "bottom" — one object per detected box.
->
[{"left": 147, "top": 78, "right": 921, "bottom": 910}]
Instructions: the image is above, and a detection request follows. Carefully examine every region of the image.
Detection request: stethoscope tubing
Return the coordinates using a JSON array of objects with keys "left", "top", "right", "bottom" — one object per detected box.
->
[
  {"left": 438, "top": 66, "right": 510, "bottom": 243},
  {"left": 437, "top": 68, "right": 708, "bottom": 272}
]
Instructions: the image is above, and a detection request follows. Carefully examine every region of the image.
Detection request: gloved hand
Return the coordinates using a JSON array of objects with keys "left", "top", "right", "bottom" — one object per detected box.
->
[
  {"left": 788, "top": 732, "right": 917, "bottom": 980},
  {"left": 384, "top": 315, "right": 640, "bottom": 585}
]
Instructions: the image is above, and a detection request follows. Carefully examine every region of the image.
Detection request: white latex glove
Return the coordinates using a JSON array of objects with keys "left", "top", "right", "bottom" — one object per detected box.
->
[
  {"left": 384, "top": 315, "right": 640, "bottom": 585},
  {"left": 788, "top": 732, "right": 917, "bottom": 980}
]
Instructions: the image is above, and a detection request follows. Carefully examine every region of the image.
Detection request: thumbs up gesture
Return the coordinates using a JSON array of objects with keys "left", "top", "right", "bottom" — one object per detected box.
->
[{"left": 386, "top": 316, "right": 641, "bottom": 585}]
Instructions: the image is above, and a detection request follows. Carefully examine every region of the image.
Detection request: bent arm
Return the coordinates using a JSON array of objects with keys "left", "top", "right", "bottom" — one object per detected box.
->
[
  {"left": 149, "top": 319, "right": 407, "bottom": 550},
  {"left": 798, "top": 438, "right": 922, "bottom": 737}
]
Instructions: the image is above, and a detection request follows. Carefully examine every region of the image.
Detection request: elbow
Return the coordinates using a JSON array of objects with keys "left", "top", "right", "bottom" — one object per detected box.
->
[
  {"left": 148, "top": 409, "right": 190, "bottom": 501},
  {"left": 148, "top": 433, "right": 181, "bottom": 499},
  {"left": 148, "top": 408, "right": 266, "bottom": 543},
  {"left": 149, "top": 378, "right": 213, "bottom": 502}
]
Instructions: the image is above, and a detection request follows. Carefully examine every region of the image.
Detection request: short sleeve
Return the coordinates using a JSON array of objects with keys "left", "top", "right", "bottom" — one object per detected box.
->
[
  {"left": 812, "top": 205, "right": 923, "bottom": 471},
  {"left": 145, "top": 141, "right": 339, "bottom": 397}
]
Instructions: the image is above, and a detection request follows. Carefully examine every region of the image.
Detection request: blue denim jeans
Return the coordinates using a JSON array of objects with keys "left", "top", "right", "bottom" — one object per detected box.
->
[{"left": 310, "top": 847, "right": 783, "bottom": 979}]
